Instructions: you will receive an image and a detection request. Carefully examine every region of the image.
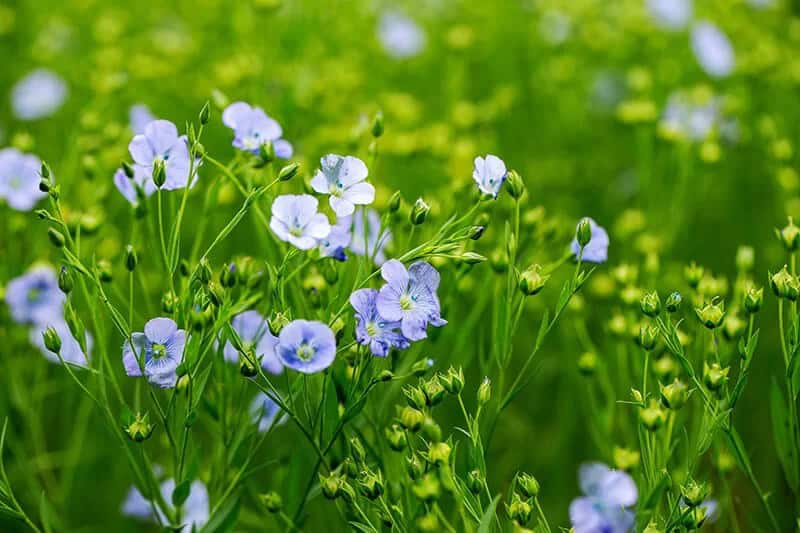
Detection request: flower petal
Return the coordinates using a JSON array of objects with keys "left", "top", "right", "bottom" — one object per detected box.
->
[{"left": 144, "top": 317, "right": 178, "bottom": 344}]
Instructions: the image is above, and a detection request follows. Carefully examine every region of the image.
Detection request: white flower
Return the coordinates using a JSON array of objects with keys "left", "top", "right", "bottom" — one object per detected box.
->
[
  {"left": 691, "top": 22, "right": 734, "bottom": 78},
  {"left": 270, "top": 194, "right": 331, "bottom": 250},
  {"left": 472, "top": 155, "right": 507, "bottom": 198},
  {"left": 11, "top": 69, "right": 68, "bottom": 121},
  {"left": 310, "top": 154, "right": 375, "bottom": 216}
]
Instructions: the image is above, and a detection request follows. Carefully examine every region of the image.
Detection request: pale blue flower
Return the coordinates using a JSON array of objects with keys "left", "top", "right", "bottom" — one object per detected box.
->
[
  {"left": 30, "top": 320, "right": 92, "bottom": 366},
  {"left": 277, "top": 320, "right": 336, "bottom": 374},
  {"left": 128, "top": 120, "right": 193, "bottom": 190},
  {"left": 129, "top": 104, "right": 156, "bottom": 135},
  {"left": 691, "top": 22, "right": 734, "bottom": 78},
  {"left": 375, "top": 260, "right": 447, "bottom": 341},
  {"left": 5, "top": 266, "right": 64, "bottom": 325},
  {"left": 122, "top": 479, "right": 208, "bottom": 529},
  {"left": 319, "top": 214, "right": 352, "bottom": 261},
  {"left": 122, "top": 318, "right": 186, "bottom": 388},
  {"left": 350, "top": 288, "right": 409, "bottom": 357},
  {"left": 114, "top": 166, "right": 156, "bottom": 205},
  {"left": 222, "top": 101, "right": 293, "bottom": 158},
  {"left": 661, "top": 92, "right": 720, "bottom": 141},
  {"left": 250, "top": 393, "right": 287, "bottom": 432},
  {"left": 270, "top": 194, "right": 331, "bottom": 250},
  {"left": 223, "top": 311, "right": 282, "bottom": 374},
  {"left": 310, "top": 154, "right": 375, "bottom": 216},
  {"left": 472, "top": 155, "right": 507, "bottom": 198},
  {"left": 0, "top": 148, "right": 46, "bottom": 211},
  {"left": 378, "top": 12, "right": 425, "bottom": 59},
  {"left": 647, "top": 0, "right": 692, "bottom": 31},
  {"left": 569, "top": 462, "right": 637, "bottom": 533},
  {"left": 11, "top": 69, "right": 68, "bottom": 121},
  {"left": 570, "top": 218, "right": 609, "bottom": 264},
  {"left": 351, "top": 209, "right": 391, "bottom": 265}
]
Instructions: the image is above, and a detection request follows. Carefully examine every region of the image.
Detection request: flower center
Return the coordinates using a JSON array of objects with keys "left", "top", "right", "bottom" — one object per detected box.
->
[
  {"left": 329, "top": 181, "right": 344, "bottom": 197},
  {"left": 243, "top": 134, "right": 260, "bottom": 150},
  {"left": 151, "top": 343, "right": 167, "bottom": 360},
  {"left": 9, "top": 176, "right": 22, "bottom": 190},
  {"left": 27, "top": 287, "right": 41, "bottom": 303},
  {"left": 400, "top": 294, "right": 414, "bottom": 311},
  {"left": 296, "top": 342, "right": 315, "bottom": 361},
  {"left": 366, "top": 322, "right": 380, "bottom": 337},
  {"left": 289, "top": 225, "right": 304, "bottom": 237}
]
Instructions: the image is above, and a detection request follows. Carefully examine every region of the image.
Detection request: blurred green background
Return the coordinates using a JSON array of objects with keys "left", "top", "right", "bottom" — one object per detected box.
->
[{"left": 2, "top": 0, "right": 800, "bottom": 530}]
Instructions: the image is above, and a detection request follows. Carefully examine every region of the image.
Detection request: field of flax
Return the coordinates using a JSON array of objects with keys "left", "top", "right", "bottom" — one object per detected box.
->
[{"left": 1, "top": 0, "right": 799, "bottom": 531}]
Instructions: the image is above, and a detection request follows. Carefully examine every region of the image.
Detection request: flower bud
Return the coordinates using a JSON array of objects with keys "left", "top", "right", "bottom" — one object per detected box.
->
[
  {"left": 278, "top": 162, "right": 299, "bottom": 182},
  {"left": 42, "top": 326, "right": 62, "bottom": 353},
  {"left": 695, "top": 300, "right": 725, "bottom": 329},
  {"left": 427, "top": 442, "right": 451, "bottom": 465},
  {"left": 477, "top": 377, "right": 491, "bottom": 406},
  {"left": 350, "top": 436, "right": 366, "bottom": 464},
  {"left": 770, "top": 266, "right": 799, "bottom": 300},
  {"left": 400, "top": 406, "right": 425, "bottom": 432},
  {"left": 639, "top": 291, "right": 661, "bottom": 317},
  {"left": 125, "top": 412, "right": 154, "bottom": 443},
  {"left": 506, "top": 495, "right": 533, "bottom": 525},
  {"left": 197, "top": 257, "right": 212, "bottom": 284},
  {"left": 404, "top": 385, "right": 427, "bottom": 410},
  {"left": 516, "top": 473, "right": 540, "bottom": 498},
  {"left": 199, "top": 102, "right": 211, "bottom": 125},
  {"left": 122, "top": 161, "right": 135, "bottom": 178},
  {"left": 489, "top": 249, "right": 508, "bottom": 273},
  {"left": 161, "top": 291, "right": 178, "bottom": 314},
  {"left": 320, "top": 473, "right": 345, "bottom": 500},
  {"left": 639, "top": 400, "right": 666, "bottom": 431},
  {"left": 703, "top": 362, "right": 729, "bottom": 391},
  {"left": 259, "top": 140, "right": 276, "bottom": 164},
  {"left": 409, "top": 473, "right": 439, "bottom": 503},
  {"left": 722, "top": 313, "right": 746, "bottom": 341},
  {"left": 638, "top": 324, "right": 659, "bottom": 351},
  {"left": 469, "top": 225, "right": 485, "bottom": 240},
  {"left": 58, "top": 265, "right": 74, "bottom": 294},
  {"left": 152, "top": 159, "right": 166, "bottom": 188},
  {"left": 665, "top": 291, "right": 682, "bottom": 313},
  {"left": 776, "top": 217, "right": 800, "bottom": 251},
  {"left": 371, "top": 111, "right": 384, "bottom": 138},
  {"left": 736, "top": 245, "right": 754, "bottom": 272},
  {"left": 358, "top": 470, "right": 384, "bottom": 500},
  {"left": 385, "top": 424, "right": 407, "bottom": 451},
  {"left": 577, "top": 352, "right": 598, "bottom": 376},
  {"left": 684, "top": 262, "right": 704, "bottom": 289},
  {"left": 744, "top": 286, "right": 763, "bottom": 313},
  {"left": 410, "top": 198, "right": 430, "bottom": 225},
  {"left": 48, "top": 227, "right": 65, "bottom": 248},
  {"left": 467, "top": 469, "right": 483, "bottom": 494},
  {"left": 660, "top": 378, "right": 689, "bottom": 410},
  {"left": 259, "top": 491, "right": 282, "bottom": 513},
  {"left": 681, "top": 479, "right": 709, "bottom": 507},
  {"left": 125, "top": 245, "right": 138, "bottom": 272},
  {"left": 379, "top": 370, "right": 394, "bottom": 382},
  {"left": 268, "top": 311, "right": 290, "bottom": 335},
  {"left": 519, "top": 265, "right": 549, "bottom": 296},
  {"left": 97, "top": 259, "right": 113, "bottom": 283},
  {"left": 423, "top": 377, "right": 446, "bottom": 406},
  {"left": 421, "top": 416, "right": 442, "bottom": 442},
  {"left": 460, "top": 252, "right": 487, "bottom": 265},
  {"left": 406, "top": 454, "right": 424, "bottom": 480},
  {"left": 576, "top": 217, "right": 592, "bottom": 248},
  {"left": 220, "top": 263, "right": 237, "bottom": 288},
  {"left": 681, "top": 506, "right": 713, "bottom": 530},
  {"left": 39, "top": 176, "right": 52, "bottom": 193},
  {"left": 387, "top": 190, "right": 402, "bottom": 213},
  {"left": 505, "top": 169, "right": 525, "bottom": 200},
  {"left": 441, "top": 366, "right": 464, "bottom": 394},
  {"left": 239, "top": 350, "right": 258, "bottom": 377},
  {"left": 613, "top": 447, "right": 641, "bottom": 471},
  {"left": 410, "top": 358, "right": 433, "bottom": 376}
]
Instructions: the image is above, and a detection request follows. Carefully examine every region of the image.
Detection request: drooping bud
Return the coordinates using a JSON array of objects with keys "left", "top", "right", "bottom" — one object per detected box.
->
[
  {"left": 681, "top": 479, "right": 709, "bottom": 507},
  {"left": 577, "top": 352, "right": 598, "bottom": 376},
  {"left": 125, "top": 412, "right": 154, "bottom": 443},
  {"left": 320, "top": 473, "right": 345, "bottom": 500},
  {"left": 358, "top": 470, "right": 384, "bottom": 500},
  {"left": 506, "top": 494, "right": 533, "bottom": 525},
  {"left": 441, "top": 366, "right": 464, "bottom": 394},
  {"left": 427, "top": 442, "right": 451, "bottom": 465}
]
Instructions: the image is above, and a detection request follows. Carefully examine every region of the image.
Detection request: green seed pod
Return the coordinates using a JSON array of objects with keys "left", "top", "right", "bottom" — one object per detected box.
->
[
  {"left": 385, "top": 424, "right": 407, "bottom": 451},
  {"left": 125, "top": 412, "right": 154, "bottom": 443},
  {"left": 199, "top": 101, "right": 211, "bottom": 125},
  {"left": 519, "top": 265, "right": 549, "bottom": 296},
  {"left": 320, "top": 473, "right": 344, "bottom": 500},
  {"left": 477, "top": 377, "right": 491, "bottom": 406},
  {"left": 660, "top": 378, "right": 689, "bottom": 410},
  {"left": 665, "top": 291, "right": 682, "bottom": 313},
  {"left": 577, "top": 352, "right": 598, "bottom": 376},
  {"left": 638, "top": 324, "right": 658, "bottom": 351},
  {"left": 467, "top": 469, "right": 483, "bottom": 495},
  {"left": 388, "top": 191, "right": 402, "bottom": 213},
  {"left": 423, "top": 377, "right": 446, "bottom": 406},
  {"left": 441, "top": 366, "right": 464, "bottom": 394},
  {"left": 412, "top": 473, "right": 440, "bottom": 502},
  {"left": 162, "top": 291, "right": 178, "bottom": 314},
  {"left": 371, "top": 111, "right": 384, "bottom": 138},
  {"left": 97, "top": 259, "right": 113, "bottom": 283},
  {"left": 516, "top": 473, "right": 540, "bottom": 498},
  {"left": 427, "top": 442, "right": 451, "bottom": 465},
  {"left": 776, "top": 217, "right": 800, "bottom": 251},
  {"left": 278, "top": 162, "right": 299, "bottom": 182},
  {"left": 505, "top": 169, "right": 525, "bottom": 200},
  {"left": 639, "top": 400, "right": 666, "bottom": 431},
  {"left": 399, "top": 406, "right": 424, "bottom": 432},
  {"left": 405, "top": 454, "right": 424, "bottom": 480},
  {"left": 703, "top": 362, "right": 729, "bottom": 391},
  {"left": 58, "top": 266, "right": 74, "bottom": 294},
  {"left": 358, "top": 470, "right": 384, "bottom": 500},
  {"left": 695, "top": 300, "right": 725, "bottom": 329},
  {"left": 684, "top": 262, "right": 704, "bottom": 289},
  {"left": 744, "top": 286, "right": 763, "bottom": 313}
]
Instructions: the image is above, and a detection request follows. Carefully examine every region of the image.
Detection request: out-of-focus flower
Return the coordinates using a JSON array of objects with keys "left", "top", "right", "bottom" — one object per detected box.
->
[
  {"left": 660, "top": 92, "right": 720, "bottom": 141},
  {"left": 0, "top": 148, "right": 46, "bottom": 211},
  {"left": 691, "top": 22, "right": 734, "bottom": 78},
  {"left": 351, "top": 209, "right": 391, "bottom": 265},
  {"left": 129, "top": 120, "right": 194, "bottom": 190},
  {"left": 11, "top": 69, "right": 67, "bottom": 120},
  {"left": 122, "top": 317, "right": 186, "bottom": 388},
  {"left": 5, "top": 266, "right": 64, "bottom": 325},
  {"left": 30, "top": 320, "right": 92, "bottom": 366},
  {"left": 129, "top": 104, "right": 156, "bottom": 135},
  {"left": 539, "top": 10, "right": 572, "bottom": 45},
  {"left": 310, "top": 154, "right": 375, "bottom": 216},
  {"left": 319, "top": 215, "right": 352, "bottom": 261},
  {"left": 250, "top": 392, "right": 286, "bottom": 432},
  {"left": 647, "top": 0, "right": 693, "bottom": 31},
  {"left": 472, "top": 155, "right": 507, "bottom": 198},
  {"left": 223, "top": 310, "right": 282, "bottom": 374},
  {"left": 378, "top": 11, "right": 425, "bottom": 59},
  {"left": 270, "top": 194, "right": 331, "bottom": 250},
  {"left": 122, "top": 479, "right": 209, "bottom": 528},
  {"left": 569, "top": 462, "right": 637, "bottom": 533},
  {"left": 350, "top": 288, "right": 409, "bottom": 357},
  {"left": 571, "top": 218, "right": 609, "bottom": 264},
  {"left": 222, "top": 101, "right": 292, "bottom": 158},
  {"left": 376, "top": 260, "right": 446, "bottom": 341},
  {"left": 277, "top": 319, "right": 337, "bottom": 374}
]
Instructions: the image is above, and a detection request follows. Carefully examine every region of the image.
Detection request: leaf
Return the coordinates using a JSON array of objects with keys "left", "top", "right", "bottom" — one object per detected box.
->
[
  {"left": 477, "top": 494, "right": 501, "bottom": 533},
  {"left": 200, "top": 496, "right": 240, "bottom": 533},
  {"left": 770, "top": 380, "right": 799, "bottom": 491},
  {"left": 172, "top": 479, "right": 192, "bottom": 507}
]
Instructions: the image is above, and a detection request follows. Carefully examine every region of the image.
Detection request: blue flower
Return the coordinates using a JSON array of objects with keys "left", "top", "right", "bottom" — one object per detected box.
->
[
  {"left": 0, "top": 148, "right": 47, "bottom": 211},
  {"left": 122, "top": 318, "right": 186, "bottom": 388},
  {"left": 5, "top": 266, "right": 65, "bottom": 325},
  {"left": 223, "top": 311, "right": 282, "bottom": 374},
  {"left": 270, "top": 194, "right": 331, "bottom": 250},
  {"left": 128, "top": 120, "right": 194, "bottom": 191},
  {"left": 350, "top": 288, "right": 409, "bottom": 357},
  {"left": 122, "top": 479, "right": 208, "bottom": 528},
  {"left": 310, "top": 154, "right": 376, "bottom": 216},
  {"left": 277, "top": 320, "right": 336, "bottom": 374},
  {"left": 351, "top": 209, "right": 391, "bottom": 265},
  {"left": 378, "top": 11, "right": 425, "bottom": 59},
  {"left": 570, "top": 218, "right": 609, "bottom": 264},
  {"left": 375, "top": 260, "right": 447, "bottom": 341},
  {"left": 129, "top": 103, "right": 156, "bottom": 135},
  {"left": 647, "top": 0, "right": 692, "bottom": 31},
  {"left": 222, "top": 101, "right": 293, "bottom": 158},
  {"left": 473, "top": 155, "right": 507, "bottom": 198},
  {"left": 250, "top": 393, "right": 287, "bottom": 432},
  {"left": 569, "top": 462, "right": 637, "bottom": 533},
  {"left": 319, "top": 215, "right": 352, "bottom": 261},
  {"left": 691, "top": 22, "right": 734, "bottom": 78},
  {"left": 11, "top": 69, "right": 68, "bottom": 121},
  {"left": 30, "top": 320, "right": 92, "bottom": 366},
  {"left": 114, "top": 166, "right": 156, "bottom": 205}
]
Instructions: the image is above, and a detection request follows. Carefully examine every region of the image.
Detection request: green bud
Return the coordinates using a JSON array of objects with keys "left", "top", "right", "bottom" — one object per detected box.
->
[
  {"left": 358, "top": 470, "right": 384, "bottom": 500},
  {"left": 199, "top": 101, "right": 211, "bottom": 125},
  {"left": 744, "top": 286, "right": 763, "bottom": 313},
  {"left": 350, "top": 437, "right": 366, "bottom": 464},
  {"left": 259, "top": 140, "right": 275, "bottom": 163},
  {"left": 506, "top": 494, "right": 533, "bottom": 525},
  {"left": 423, "top": 377, "right": 446, "bottom": 406},
  {"left": 770, "top": 266, "right": 799, "bottom": 300},
  {"left": 220, "top": 263, "right": 237, "bottom": 288},
  {"left": 371, "top": 111, "right": 384, "bottom": 138},
  {"left": 400, "top": 406, "right": 425, "bottom": 432},
  {"left": 638, "top": 324, "right": 659, "bottom": 351},
  {"left": 197, "top": 257, "right": 212, "bottom": 284},
  {"left": 640, "top": 291, "right": 661, "bottom": 317},
  {"left": 320, "top": 473, "right": 345, "bottom": 500},
  {"left": 427, "top": 442, "right": 451, "bottom": 465},
  {"left": 703, "top": 362, "right": 729, "bottom": 391},
  {"left": 125, "top": 412, "right": 154, "bottom": 443},
  {"left": 410, "top": 198, "right": 430, "bottom": 225},
  {"left": 412, "top": 473, "right": 441, "bottom": 502},
  {"left": 122, "top": 161, "right": 135, "bottom": 178},
  {"left": 410, "top": 358, "right": 433, "bottom": 377},
  {"left": 660, "top": 378, "right": 689, "bottom": 410},
  {"left": 152, "top": 159, "right": 166, "bottom": 188},
  {"left": 58, "top": 266, "right": 74, "bottom": 294},
  {"left": 40, "top": 160, "right": 51, "bottom": 179},
  {"left": 467, "top": 469, "right": 483, "bottom": 495},
  {"left": 421, "top": 416, "right": 442, "bottom": 442},
  {"left": 685, "top": 262, "right": 704, "bottom": 289},
  {"left": 460, "top": 252, "right": 487, "bottom": 265},
  {"left": 681, "top": 479, "right": 709, "bottom": 507},
  {"left": 259, "top": 491, "right": 282, "bottom": 513},
  {"left": 722, "top": 313, "right": 746, "bottom": 341},
  {"left": 161, "top": 291, "right": 178, "bottom": 314},
  {"left": 695, "top": 300, "right": 725, "bottom": 329},
  {"left": 268, "top": 311, "right": 290, "bottom": 335},
  {"left": 653, "top": 356, "right": 678, "bottom": 381},
  {"left": 441, "top": 366, "right": 464, "bottom": 394},
  {"left": 577, "top": 351, "right": 598, "bottom": 376},
  {"left": 665, "top": 291, "right": 682, "bottom": 313},
  {"left": 48, "top": 227, "right": 65, "bottom": 248},
  {"left": 42, "top": 326, "right": 62, "bottom": 353},
  {"left": 385, "top": 424, "right": 407, "bottom": 451},
  {"left": 736, "top": 245, "right": 754, "bottom": 272},
  {"left": 97, "top": 259, "right": 113, "bottom": 283},
  {"left": 477, "top": 377, "right": 492, "bottom": 406},
  {"left": 490, "top": 249, "right": 508, "bottom": 273},
  {"left": 388, "top": 191, "right": 402, "bottom": 213},
  {"left": 639, "top": 400, "right": 666, "bottom": 431},
  {"left": 576, "top": 217, "right": 592, "bottom": 247},
  {"left": 278, "top": 162, "right": 299, "bottom": 182},
  {"left": 125, "top": 245, "right": 138, "bottom": 272},
  {"left": 239, "top": 350, "right": 258, "bottom": 377},
  {"left": 379, "top": 369, "right": 394, "bottom": 382},
  {"left": 39, "top": 176, "right": 52, "bottom": 193},
  {"left": 776, "top": 217, "right": 800, "bottom": 251},
  {"left": 404, "top": 385, "right": 427, "bottom": 410},
  {"left": 505, "top": 169, "right": 525, "bottom": 200},
  {"left": 516, "top": 473, "right": 540, "bottom": 498},
  {"left": 405, "top": 454, "right": 424, "bottom": 480},
  {"left": 519, "top": 265, "right": 549, "bottom": 296},
  {"left": 680, "top": 505, "right": 713, "bottom": 530}
]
